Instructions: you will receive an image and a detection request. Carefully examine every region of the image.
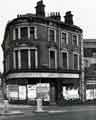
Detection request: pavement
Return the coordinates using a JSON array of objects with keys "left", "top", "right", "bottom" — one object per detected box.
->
[
  {"left": 1, "top": 102, "right": 96, "bottom": 120},
  {"left": 1, "top": 102, "right": 96, "bottom": 115},
  {"left": 0, "top": 102, "right": 31, "bottom": 115}
]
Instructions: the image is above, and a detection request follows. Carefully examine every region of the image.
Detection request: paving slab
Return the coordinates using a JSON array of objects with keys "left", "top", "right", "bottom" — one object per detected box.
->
[{"left": 0, "top": 110, "right": 24, "bottom": 116}]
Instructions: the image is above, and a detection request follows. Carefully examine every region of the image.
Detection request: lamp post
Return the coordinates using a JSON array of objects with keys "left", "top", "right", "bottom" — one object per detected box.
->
[{"left": 80, "top": 33, "right": 85, "bottom": 102}]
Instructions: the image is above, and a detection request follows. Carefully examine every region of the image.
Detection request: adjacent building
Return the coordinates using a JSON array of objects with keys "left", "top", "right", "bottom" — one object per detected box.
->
[
  {"left": 84, "top": 39, "right": 96, "bottom": 101},
  {"left": 2, "top": 0, "right": 83, "bottom": 104}
]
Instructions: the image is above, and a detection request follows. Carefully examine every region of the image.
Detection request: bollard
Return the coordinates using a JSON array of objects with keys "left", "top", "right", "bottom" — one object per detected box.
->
[
  {"left": 3, "top": 100, "right": 8, "bottom": 113},
  {"left": 36, "top": 98, "right": 43, "bottom": 112}
]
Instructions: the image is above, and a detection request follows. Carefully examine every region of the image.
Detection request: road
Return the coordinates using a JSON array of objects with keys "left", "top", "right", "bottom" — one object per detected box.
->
[{"left": 1, "top": 105, "right": 96, "bottom": 120}]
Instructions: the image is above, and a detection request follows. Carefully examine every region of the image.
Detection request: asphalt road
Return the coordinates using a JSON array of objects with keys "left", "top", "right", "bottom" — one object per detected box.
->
[{"left": 1, "top": 106, "right": 96, "bottom": 120}]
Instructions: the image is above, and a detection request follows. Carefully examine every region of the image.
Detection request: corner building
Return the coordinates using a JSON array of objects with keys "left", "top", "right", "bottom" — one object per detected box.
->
[{"left": 2, "top": 1, "right": 83, "bottom": 104}]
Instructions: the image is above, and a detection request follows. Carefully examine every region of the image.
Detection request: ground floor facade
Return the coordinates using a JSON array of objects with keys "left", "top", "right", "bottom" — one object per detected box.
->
[
  {"left": 86, "top": 78, "right": 96, "bottom": 101},
  {"left": 4, "top": 71, "right": 80, "bottom": 105}
]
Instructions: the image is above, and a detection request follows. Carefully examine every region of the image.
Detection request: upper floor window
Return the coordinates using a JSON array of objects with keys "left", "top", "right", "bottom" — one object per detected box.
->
[
  {"left": 72, "top": 34, "right": 78, "bottom": 46},
  {"left": 13, "top": 48, "right": 38, "bottom": 70},
  {"left": 30, "top": 49, "right": 38, "bottom": 69},
  {"left": 73, "top": 53, "right": 79, "bottom": 70},
  {"left": 13, "top": 26, "right": 37, "bottom": 40},
  {"left": 48, "top": 29, "right": 56, "bottom": 42},
  {"left": 15, "top": 50, "right": 19, "bottom": 69},
  {"left": 49, "top": 48, "right": 57, "bottom": 69},
  {"left": 29, "top": 27, "right": 35, "bottom": 39},
  {"left": 21, "top": 27, "right": 28, "bottom": 39},
  {"left": 15, "top": 28, "right": 18, "bottom": 40},
  {"left": 21, "top": 49, "right": 28, "bottom": 69},
  {"left": 61, "top": 51, "right": 68, "bottom": 69},
  {"left": 61, "top": 32, "right": 68, "bottom": 45},
  {"left": 5, "top": 54, "right": 13, "bottom": 72}
]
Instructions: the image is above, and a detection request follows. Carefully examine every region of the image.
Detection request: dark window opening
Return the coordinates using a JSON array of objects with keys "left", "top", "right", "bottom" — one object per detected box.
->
[
  {"left": 61, "top": 33, "right": 67, "bottom": 44},
  {"left": 74, "top": 54, "right": 78, "bottom": 70},
  {"left": 15, "top": 50, "right": 18, "bottom": 69},
  {"left": 62, "top": 52, "right": 67, "bottom": 69},
  {"left": 21, "top": 27, "right": 28, "bottom": 39},
  {"left": 49, "top": 30, "right": 55, "bottom": 42},
  {"left": 73, "top": 35, "right": 77, "bottom": 46},
  {"left": 21, "top": 50, "right": 28, "bottom": 69},
  {"left": 30, "top": 27, "right": 35, "bottom": 39},
  {"left": 15, "top": 28, "right": 18, "bottom": 40},
  {"left": 50, "top": 50, "right": 55, "bottom": 68},
  {"left": 30, "top": 49, "right": 36, "bottom": 69}
]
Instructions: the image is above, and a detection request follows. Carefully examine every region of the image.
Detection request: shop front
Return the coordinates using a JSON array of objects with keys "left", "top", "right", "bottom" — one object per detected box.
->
[
  {"left": 6, "top": 72, "right": 80, "bottom": 105},
  {"left": 6, "top": 82, "right": 50, "bottom": 105},
  {"left": 86, "top": 80, "right": 96, "bottom": 101}
]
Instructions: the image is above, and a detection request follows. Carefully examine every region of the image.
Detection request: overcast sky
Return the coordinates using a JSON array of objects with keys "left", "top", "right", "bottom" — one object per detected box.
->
[{"left": 0, "top": 0, "right": 96, "bottom": 72}]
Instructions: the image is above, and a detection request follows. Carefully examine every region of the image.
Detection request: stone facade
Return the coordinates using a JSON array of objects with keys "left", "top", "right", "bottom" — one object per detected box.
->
[{"left": 2, "top": 0, "right": 83, "bottom": 104}]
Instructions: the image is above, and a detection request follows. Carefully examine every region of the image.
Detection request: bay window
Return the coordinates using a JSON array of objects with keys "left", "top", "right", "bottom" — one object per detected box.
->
[
  {"left": 13, "top": 26, "right": 37, "bottom": 40},
  {"left": 13, "top": 48, "right": 38, "bottom": 70}
]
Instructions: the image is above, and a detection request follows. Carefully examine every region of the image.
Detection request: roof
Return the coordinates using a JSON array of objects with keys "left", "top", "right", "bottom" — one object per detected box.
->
[
  {"left": 2, "top": 13, "right": 83, "bottom": 48},
  {"left": 5, "top": 13, "right": 83, "bottom": 32}
]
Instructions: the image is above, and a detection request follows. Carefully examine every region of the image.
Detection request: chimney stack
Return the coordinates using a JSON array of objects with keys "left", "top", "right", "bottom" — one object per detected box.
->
[
  {"left": 35, "top": 0, "right": 45, "bottom": 17},
  {"left": 64, "top": 11, "right": 73, "bottom": 25}
]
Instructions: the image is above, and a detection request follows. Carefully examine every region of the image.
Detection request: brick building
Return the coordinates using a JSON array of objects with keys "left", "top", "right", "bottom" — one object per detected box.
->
[
  {"left": 2, "top": 0, "right": 83, "bottom": 104},
  {"left": 84, "top": 39, "right": 96, "bottom": 101}
]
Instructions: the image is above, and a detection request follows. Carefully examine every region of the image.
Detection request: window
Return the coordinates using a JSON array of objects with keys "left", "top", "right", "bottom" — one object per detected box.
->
[
  {"left": 30, "top": 27, "right": 35, "bottom": 39},
  {"left": 13, "top": 48, "right": 38, "bottom": 70},
  {"left": 21, "top": 50, "right": 28, "bottom": 69},
  {"left": 61, "top": 32, "right": 68, "bottom": 45},
  {"left": 5, "top": 56, "right": 9, "bottom": 72},
  {"left": 72, "top": 34, "right": 78, "bottom": 46},
  {"left": 49, "top": 29, "right": 56, "bottom": 42},
  {"left": 15, "top": 50, "right": 19, "bottom": 69},
  {"left": 73, "top": 53, "right": 79, "bottom": 70},
  {"left": 49, "top": 49, "right": 57, "bottom": 69},
  {"left": 21, "top": 27, "right": 28, "bottom": 39},
  {"left": 14, "top": 26, "right": 37, "bottom": 40},
  {"left": 15, "top": 28, "right": 18, "bottom": 40},
  {"left": 9, "top": 54, "right": 13, "bottom": 70},
  {"left": 30, "top": 49, "right": 37, "bottom": 69},
  {"left": 61, "top": 52, "right": 68, "bottom": 69}
]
